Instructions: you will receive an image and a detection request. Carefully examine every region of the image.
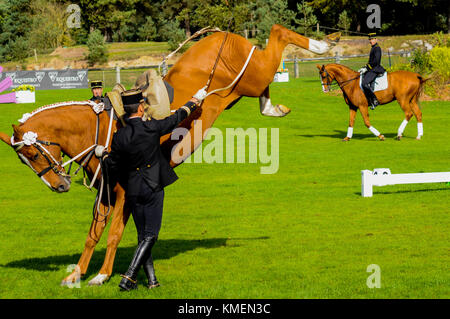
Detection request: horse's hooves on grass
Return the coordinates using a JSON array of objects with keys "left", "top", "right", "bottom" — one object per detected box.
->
[
  {"left": 342, "top": 137, "right": 350, "bottom": 142},
  {"left": 61, "top": 271, "right": 81, "bottom": 287},
  {"left": 416, "top": 136, "right": 422, "bottom": 140},
  {"left": 88, "top": 273, "right": 109, "bottom": 286},
  {"left": 395, "top": 136, "right": 402, "bottom": 141},
  {"left": 379, "top": 135, "right": 385, "bottom": 141}
]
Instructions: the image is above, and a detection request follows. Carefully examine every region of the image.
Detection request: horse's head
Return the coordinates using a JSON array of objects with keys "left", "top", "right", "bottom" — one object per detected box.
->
[
  {"left": 316, "top": 64, "right": 335, "bottom": 93},
  {"left": 0, "top": 125, "right": 71, "bottom": 193}
]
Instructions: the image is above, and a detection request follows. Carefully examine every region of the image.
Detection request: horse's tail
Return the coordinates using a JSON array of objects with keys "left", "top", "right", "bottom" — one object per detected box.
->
[{"left": 414, "top": 75, "right": 430, "bottom": 108}]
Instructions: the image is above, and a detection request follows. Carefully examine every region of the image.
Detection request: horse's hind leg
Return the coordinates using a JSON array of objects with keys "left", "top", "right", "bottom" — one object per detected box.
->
[
  {"left": 396, "top": 110, "right": 414, "bottom": 140},
  {"left": 359, "top": 106, "right": 385, "bottom": 140},
  {"left": 61, "top": 202, "right": 112, "bottom": 286},
  {"left": 259, "top": 86, "right": 291, "bottom": 117},
  {"left": 410, "top": 99, "right": 423, "bottom": 140},
  {"left": 89, "top": 187, "right": 130, "bottom": 286}
]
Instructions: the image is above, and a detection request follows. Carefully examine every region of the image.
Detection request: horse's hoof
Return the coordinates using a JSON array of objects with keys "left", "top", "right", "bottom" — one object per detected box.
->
[
  {"left": 416, "top": 136, "right": 422, "bottom": 140},
  {"left": 379, "top": 135, "right": 385, "bottom": 141},
  {"left": 88, "top": 273, "right": 109, "bottom": 286},
  {"left": 277, "top": 104, "right": 291, "bottom": 115},
  {"left": 396, "top": 135, "right": 402, "bottom": 141},
  {"left": 61, "top": 272, "right": 81, "bottom": 287},
  {"left": 342, "top": 137, "right": 350, "bottom": 142}
]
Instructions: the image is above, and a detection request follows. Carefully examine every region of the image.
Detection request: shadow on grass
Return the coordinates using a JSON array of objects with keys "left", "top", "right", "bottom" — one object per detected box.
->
[
  {"left": 354, "top": 187, "right": 450, "bottom": 196},
  {"left": 297, "top": 130, "right": 399, "bottom": 140},
  {"left": 0, "top": 236, "right": 269, "bottom": 278}
]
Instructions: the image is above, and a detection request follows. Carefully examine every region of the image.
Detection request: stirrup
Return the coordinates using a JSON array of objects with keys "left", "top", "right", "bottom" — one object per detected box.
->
[
  {"left": 120, "top": 274, "right": 137, "bottom": 284},
  {"left": 148, "top": 280, "right": 160, "bottom": 289},
  {"left": 370, "top": 100, "right": 379, "bottom": 110}
]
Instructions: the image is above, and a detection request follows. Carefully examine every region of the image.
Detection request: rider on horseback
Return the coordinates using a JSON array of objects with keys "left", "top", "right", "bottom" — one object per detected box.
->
[{"left": 359, "top": 33, "right": 385, "bottom": 110}]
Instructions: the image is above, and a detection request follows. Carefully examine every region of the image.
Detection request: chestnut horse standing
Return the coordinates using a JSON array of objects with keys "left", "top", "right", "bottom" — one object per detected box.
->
[
  {"left": 317, "top": 63, "right": 428, "bottom": 141},
  {"left": 0, "top": 25, "right": 340, "bottom": 286}
]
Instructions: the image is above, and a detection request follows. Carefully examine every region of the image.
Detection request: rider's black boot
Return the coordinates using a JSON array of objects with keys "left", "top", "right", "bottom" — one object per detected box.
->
[
  {"left": 119, "top": 236, "right": 157, "bottom": 291},
  {"left": 363, "top": 87, "right": 379, "bottom": 110},
  {"left": 143, "top": 254, "right": 160, "bottom": 289}
]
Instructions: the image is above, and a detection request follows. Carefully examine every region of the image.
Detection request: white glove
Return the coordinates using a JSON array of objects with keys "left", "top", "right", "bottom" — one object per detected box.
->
[
  {"left": 193, "top": 86, "right": 208, "bottom": 102},
  {"left": 358, "top": 67, "right": 367, "bottom": 74},
  {"left": 95, "top": 145, "right": 106, "bottom": 158}
]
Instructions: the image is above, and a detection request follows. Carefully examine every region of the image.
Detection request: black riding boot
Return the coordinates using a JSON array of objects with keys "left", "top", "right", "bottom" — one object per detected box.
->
[
  {"left": 363, "top": 86, "right": 379, "bottom": 110},
  {"left": 119, "top": 236, "right": 157, "bottom": 291},
  {"left": 143, "top": 254, "right": 160, "bottom": 289}
]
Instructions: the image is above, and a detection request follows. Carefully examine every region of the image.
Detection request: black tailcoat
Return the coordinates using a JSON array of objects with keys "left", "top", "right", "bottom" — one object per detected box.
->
[{"left": 104, "top": 103, "right": 194, "bottom": 197}]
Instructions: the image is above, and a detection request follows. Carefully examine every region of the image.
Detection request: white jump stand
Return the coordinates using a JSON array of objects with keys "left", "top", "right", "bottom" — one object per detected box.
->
[
  {"left": 361, "top": 169, "right": 450, "bottom": 197},
  {"left": 15, "top": 90, "right": 35, "bottom": 103},
  {"left": 273, "top": 72, "right": 289, "bottom": 82}
]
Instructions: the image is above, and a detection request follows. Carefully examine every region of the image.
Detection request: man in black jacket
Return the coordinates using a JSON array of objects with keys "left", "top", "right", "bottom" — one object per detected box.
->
[
  {"left": 360, "top": 33, "right": 386, "bottom": 110},
  {"left": 96, "top": 87, "right": 206, "bottom": 291}
]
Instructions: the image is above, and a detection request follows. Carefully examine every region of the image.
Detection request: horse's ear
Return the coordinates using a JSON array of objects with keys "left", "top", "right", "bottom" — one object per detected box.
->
[
  {"left": 0, "top": 132, "right": 12, "bottom": 146},
  {"left": 316, "top": 64, "right": 321, "bottom": 70},
  {"left": 321, "top": 64, "right": 325, "bottom": 71},
  {"left": 12, "top": 124, "right": 20, "bottom": 134}
]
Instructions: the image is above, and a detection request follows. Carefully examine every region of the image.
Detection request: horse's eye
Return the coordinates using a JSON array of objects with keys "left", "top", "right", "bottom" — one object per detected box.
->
[{"left": 32, "top": 153, "right": 39, "bottom": 161}]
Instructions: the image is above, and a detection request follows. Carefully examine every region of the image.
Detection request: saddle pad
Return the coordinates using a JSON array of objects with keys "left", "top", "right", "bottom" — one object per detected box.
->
[{"left": 360, "top": 72, "right": 388, "bottom": 92}]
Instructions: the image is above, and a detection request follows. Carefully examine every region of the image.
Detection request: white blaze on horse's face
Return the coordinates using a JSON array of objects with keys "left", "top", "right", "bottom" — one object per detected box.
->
[{"left": 319, "top": 73, "right": 330, "bottom": 93}]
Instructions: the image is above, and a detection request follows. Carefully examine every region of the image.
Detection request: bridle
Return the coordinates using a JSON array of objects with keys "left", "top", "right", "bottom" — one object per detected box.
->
[
  {"left": 319, "top": 67, "right": 361, "bottom": 91},
  {"left": 11, "top": 101, "right": 115, "bottom": 225},
  {"left": 11, "top": 134, "right": 68, "bottom": 179},
  {"left": 319, "top": 68, "right": 334, "bottom": 91}
]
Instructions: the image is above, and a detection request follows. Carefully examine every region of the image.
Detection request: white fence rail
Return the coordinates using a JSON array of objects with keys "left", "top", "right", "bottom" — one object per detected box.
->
[{"left": 361, "top": 169, "right": 450, "bottom": 197}]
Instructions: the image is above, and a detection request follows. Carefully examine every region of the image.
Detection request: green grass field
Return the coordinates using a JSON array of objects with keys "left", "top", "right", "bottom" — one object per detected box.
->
[{"left": 0, "top": 77, "right": 448, "bottom": 299}]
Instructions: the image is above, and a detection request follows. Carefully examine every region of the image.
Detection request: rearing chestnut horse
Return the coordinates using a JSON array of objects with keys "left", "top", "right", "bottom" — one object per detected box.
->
[
  {"left": 317, "top": 63, "right": 428, "bottom": 141},
  {"left": 0, "top": 25, "right": 339, "bottom": 286}
]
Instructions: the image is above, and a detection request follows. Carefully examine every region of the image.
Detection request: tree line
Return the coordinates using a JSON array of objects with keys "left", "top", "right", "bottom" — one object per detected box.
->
[{"left": 0, "top": 0, "right": 448, "bottom": 62}]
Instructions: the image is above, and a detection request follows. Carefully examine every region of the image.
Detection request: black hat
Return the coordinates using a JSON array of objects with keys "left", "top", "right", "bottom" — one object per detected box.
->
[
  {"left": 121, "top": 89, "right": 145, "bottom": 108},
  {"left": 90, "top": 80, "right": 103, "bottom": 89},
  {"left": 368, "top": 33, "right": 377, "bottom": 39}
]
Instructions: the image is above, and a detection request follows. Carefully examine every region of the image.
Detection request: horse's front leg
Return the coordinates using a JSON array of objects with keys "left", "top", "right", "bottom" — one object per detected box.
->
[
  {"left": 359, "top": 106, "right": 385, "bottom": 141},
  {"left": 343, "top": 106, "right": 358, "bottom": 141},
  {"left": 88, "top": 186, "right": 130, "bottom": 286},
  {"left": 61, "top": 201, "right": 112, "bottom": 286},
  {"left": 259, "top": 86, "right": 291, "bottom": 117}
]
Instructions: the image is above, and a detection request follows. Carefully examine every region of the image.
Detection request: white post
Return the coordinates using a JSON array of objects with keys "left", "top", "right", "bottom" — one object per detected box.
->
[
  {"left": 115, "top": 65, "right": 120, "bottom": 84},
  {"left": 361, "top": 170, "right": 373, "bottom": 197}
]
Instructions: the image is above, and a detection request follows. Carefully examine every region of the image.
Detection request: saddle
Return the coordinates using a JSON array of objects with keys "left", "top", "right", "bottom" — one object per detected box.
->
[
  {"left": 105, "top": 69, "right": 174, "bottom": 125},
  {"left": 360, "top": 72, "right": 388, "bottom": 92}
]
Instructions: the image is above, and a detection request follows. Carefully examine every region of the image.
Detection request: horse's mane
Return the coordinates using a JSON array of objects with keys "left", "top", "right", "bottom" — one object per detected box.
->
[
  {"left": 326, "top": 63, "right": 358, "bottom": 74},
  {"left": 18, "top": 100, "right": 100, "bottom": 125}
]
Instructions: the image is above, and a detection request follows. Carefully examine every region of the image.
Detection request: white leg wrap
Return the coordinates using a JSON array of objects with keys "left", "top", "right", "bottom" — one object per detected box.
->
[
  {"left": 417, "top": 122, "right": 423, "bottom": 137},
  {"left": 346, "top": 127, "right": 353, "bottom": 138},
  {"left": 397, "top": 119, "right": 409, "bottom": 136},
  {"left": 259, "top": 96, "right": 287, "bottom": 117},
  {"left": 369, "top": 126, "right": 380, "bottom": 137},
  {"left": 308, "top": 38, "right": 330, "bottom": 54}
]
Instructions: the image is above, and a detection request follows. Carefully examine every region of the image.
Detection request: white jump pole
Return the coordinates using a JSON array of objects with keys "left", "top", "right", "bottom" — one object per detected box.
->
[{"left": 361, "top": 169, "right": 450, "bottom": 197}]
